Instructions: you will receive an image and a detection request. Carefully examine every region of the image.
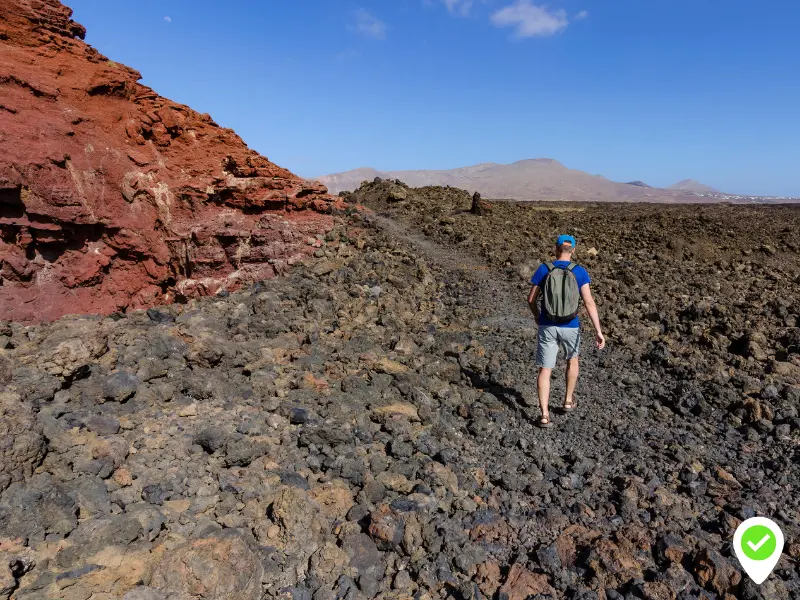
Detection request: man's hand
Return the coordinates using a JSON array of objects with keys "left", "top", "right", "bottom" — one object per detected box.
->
[
  {"left": 595, "top": 331, "right": 606, "bottom": 349},
  {"left": 527, "top": 285, "right": 540, "bottom": 317},
  {"left": 580, "top": 285, "right": 605, "bottom": 349}
]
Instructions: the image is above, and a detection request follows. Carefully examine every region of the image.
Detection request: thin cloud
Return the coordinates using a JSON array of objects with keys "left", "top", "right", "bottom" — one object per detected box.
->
[
  {"left": 575, "top": 10, "right": 589, "bottom": 20},
  {"left": 491, "top": 1, "right": 569, "bottom": 38},
  {"left": 164, "top": 16, "right": 172, "bottom": 23},
  {"left": 349, "top": 9, "right": 387, "bottom": 40},
  {"left": 442, "top": 0, "right": 473, "bottom": 17}
]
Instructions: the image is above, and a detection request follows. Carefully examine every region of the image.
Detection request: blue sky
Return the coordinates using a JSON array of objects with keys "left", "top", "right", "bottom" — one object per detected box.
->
[{"left": 68, "top": 0, "right": 800, "bottom": 196}]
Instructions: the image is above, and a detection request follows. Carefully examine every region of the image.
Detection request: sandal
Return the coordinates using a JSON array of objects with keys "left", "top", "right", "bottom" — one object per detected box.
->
[
  {"left": 538, "top": 415, "right": 554, "bottom": 428},
  {"left": 563, "top": 398, "right": 576, "bottom": 412}
]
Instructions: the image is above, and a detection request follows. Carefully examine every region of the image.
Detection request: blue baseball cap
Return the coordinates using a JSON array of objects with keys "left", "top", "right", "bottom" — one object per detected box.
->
[{"left": 557, "top": 234, "right": 576, "bottom": 247}]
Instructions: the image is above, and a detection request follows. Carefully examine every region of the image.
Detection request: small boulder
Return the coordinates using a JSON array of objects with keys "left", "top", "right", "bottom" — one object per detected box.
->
[
  {"left": 498, "top": 564, "right": 556, "bottom": 599},
  {"left": 368, "top": 504, "right": 405, "bottom": 551},
  {"left": 0, "top": 392, "right": 46, "bottom": 491},
  {"left": 194, "top": 426, "right": 227, "bottom": 453},
  {"left": 692, "top": 547, "right": 741, "bottom": 595},
  {"left": 86, "top": 415, "right": 121, "bottom": 436},
  {"left": 104, "top": 371, "right": 140, "bottom": 402},
  {"left": 471, "top": 192, "right": 492, "bottom": 216},
  {"left": 150, "top": 532, "right": 263, "bottom": 600}
]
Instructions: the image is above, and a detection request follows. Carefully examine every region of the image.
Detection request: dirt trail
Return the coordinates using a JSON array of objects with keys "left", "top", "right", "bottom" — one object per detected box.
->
[
  {"left": 362, "top": 192, "right": 800, "bottom": 523},
  {"left": 349, "top": 188, "right": 800, "bottom": 597},
  {"left": 368, "top": 212, "right": 641, "bottom": 457}
]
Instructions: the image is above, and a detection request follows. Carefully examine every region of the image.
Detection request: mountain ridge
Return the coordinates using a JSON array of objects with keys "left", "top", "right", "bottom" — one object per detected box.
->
[
  {"left": 317, "top": 160, "right": 726, "bottom": 203},
  {"left": 668, "top": 178, "right": 722, "bottom": 194}
]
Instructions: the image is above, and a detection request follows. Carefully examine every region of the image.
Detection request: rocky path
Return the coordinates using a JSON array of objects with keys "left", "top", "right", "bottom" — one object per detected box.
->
[
  {"left": 2, "top": 193, "right": 800, "bottom": 599},
  {"left": 349, "top": 181, "right": 800, "bottom": 598},
  {"left": 369, "top": 210, "right": 654, "bottom": 468}
]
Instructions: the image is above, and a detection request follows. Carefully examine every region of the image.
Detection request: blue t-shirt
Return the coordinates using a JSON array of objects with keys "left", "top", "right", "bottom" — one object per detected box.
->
[{"left": 530, "top": 261, "right": 591, "bottom": 328}]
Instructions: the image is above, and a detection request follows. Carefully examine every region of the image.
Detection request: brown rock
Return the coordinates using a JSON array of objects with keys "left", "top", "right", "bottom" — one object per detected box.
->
[
  {"left": 387, "top": 184, "right": 409, "bottom": 202},
  {"left": 150, "top": 533, "right": 263, "bottom": 600},
  {"left": 747, "top": 341, "right": 769, "bottom": 361},
  {"left": 113, "top": 467, "right": 133, "bottom": 487},
  {"left": 469, "top": 515, "right": 517, "bottom": 548},
  {"left": 498, "top": 564, "right": 555, "bottom": 600},
  {"left": 714, "top": 466, "right": 741, "bottom": 488},
  {"left": 372, "top": 403, "right": 420, "bottom": 422},
  {"left": 14, "top": 538, "right": 158, "bottom": 600},
  {"left": 770, "top": 360, "right": 800, "bottom": 381},
  {"left": 373, "top": 357, "right": 408, "bottom": 375},
  {"left": 271, "top": 486, "right": 324, "bottom": 556},
  {"left": 308, "top": 479, "right": 354, "bottom": 521},
  {"left": 122, "top": 587, "right": 177, "bottom": 600},
  {"left": 0, "top": 392, "right": 45, "bottom": 491},
  {"left": 21, "top": 320, "right": 108, "bottom": 377},
  {"left": 309, "top": 542, "right": 351, "bottom": 586},
  {"left": 393, "top": 334, "right": 418, "bottom": 356},
  {"left": 0, "top": 354, "right": 11, "bottom": 384},
  {"left": 422, "top": 461, "right": 458, "bottom": 492},
  {"left": 470, "top": 192, "right": 492, "bottom": 216},
  {"left": 0, "top": 566, "right": 13, "bottom": 600},
  {"left": 740, "top": 397, "right": 764, "bottom": 422},
  {"left": 554, "top": 531, "right": 578, "bottom": 567},
  {"left": 692, "top": 547, "right": 741, "bottom": 595},
  {"left": 656, "top": 534, "right": 688, "bottom": 564},
  {"left": 642, "top": 581, "right": 676, "bottom": 600},
  {"left": 368, "top": 504, "right": 405, "bottom": 551},
  {"left": 402, "top": 513, "right": 424, "bottom": 557},
  {"left": 586, "top": 535, "right": 645, "bottom": 589},
  {"left": 788, "top": 541, "right": 800, "bottom": 561},
  {"left": 376, "top": 471, "right": 414, "bottom": 493},
  {"left": 475, "top": 561, "right": 502, "bottom": 597},
  {"left": 0, "top": 539, "right": 35, "bottom": 600}
]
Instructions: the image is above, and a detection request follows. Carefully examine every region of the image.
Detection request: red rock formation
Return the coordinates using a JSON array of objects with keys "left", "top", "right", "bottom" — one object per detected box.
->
[{"left": 0, "top": 0, "right": 342, "bottom": 323}]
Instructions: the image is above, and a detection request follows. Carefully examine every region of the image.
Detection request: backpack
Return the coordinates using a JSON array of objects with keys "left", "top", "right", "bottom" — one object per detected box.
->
[{"left": 540, "top": 262, "right": 581, "bottom": 324}]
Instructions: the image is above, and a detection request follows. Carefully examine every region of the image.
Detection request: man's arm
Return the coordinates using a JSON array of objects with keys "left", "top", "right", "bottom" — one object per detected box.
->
[
  {"left": 579, "top": 284, "right": 606, "bottom": 349},
  {"left": 527, "top": 285, "right": 540, "bottom": 317}
]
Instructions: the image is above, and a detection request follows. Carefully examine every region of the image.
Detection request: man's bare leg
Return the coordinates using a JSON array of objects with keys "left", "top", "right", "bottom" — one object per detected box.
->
[
  {"left": 538, "top": 367, "right": 553, "bottom": 420},
  {"left": 565, "top": 357, "right": 579, "bottom": 407}
]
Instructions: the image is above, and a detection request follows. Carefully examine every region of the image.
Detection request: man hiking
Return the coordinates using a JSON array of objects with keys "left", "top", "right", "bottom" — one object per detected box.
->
[{"left": 527, "top": 234, "right": 605, "bottom": 428}]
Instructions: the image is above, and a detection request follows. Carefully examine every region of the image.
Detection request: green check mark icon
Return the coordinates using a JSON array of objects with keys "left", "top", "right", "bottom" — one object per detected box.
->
[{"left": 741, "top": 525, "right": 777, "bottom": 561}]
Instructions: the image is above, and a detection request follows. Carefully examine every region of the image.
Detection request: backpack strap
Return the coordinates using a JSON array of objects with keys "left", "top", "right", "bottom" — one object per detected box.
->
[
  {"left": 566, "top": 263, "right": 577, "bottom": 272},
  {"left": 545, "top": 262, "right": 555, "bottom": 272}
]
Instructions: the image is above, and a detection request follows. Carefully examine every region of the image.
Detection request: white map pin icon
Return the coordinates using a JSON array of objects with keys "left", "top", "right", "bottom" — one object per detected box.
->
[{"left": 733, "top": 517, "right": 784, "bottom": 585}]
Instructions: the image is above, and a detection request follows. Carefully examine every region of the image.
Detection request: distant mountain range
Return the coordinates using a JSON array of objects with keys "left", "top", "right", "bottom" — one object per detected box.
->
[
  {"left": 316, "top": 159, "right": 728, "bottom": 202},
  {"left": 667, "top": 179, "right": 721, "bottom": 194}
]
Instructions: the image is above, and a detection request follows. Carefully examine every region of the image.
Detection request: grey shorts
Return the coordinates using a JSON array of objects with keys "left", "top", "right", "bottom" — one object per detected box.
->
[{"left": 536, "top": 325, "right": 581, "bottom": 368}]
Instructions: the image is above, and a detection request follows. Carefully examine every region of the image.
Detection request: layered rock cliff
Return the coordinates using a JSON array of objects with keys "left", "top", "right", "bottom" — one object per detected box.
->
[{"left": 0, "top": 0, "right": 340, "bottom": 322}]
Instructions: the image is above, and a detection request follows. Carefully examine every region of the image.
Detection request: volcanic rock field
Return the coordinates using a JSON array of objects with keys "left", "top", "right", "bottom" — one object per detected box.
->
[
  {"left": 1, "top": 177, "right": 800, "bottom": 599},
  {"left": 3, "top": 1, "right": 800, "bottom": 599}
]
